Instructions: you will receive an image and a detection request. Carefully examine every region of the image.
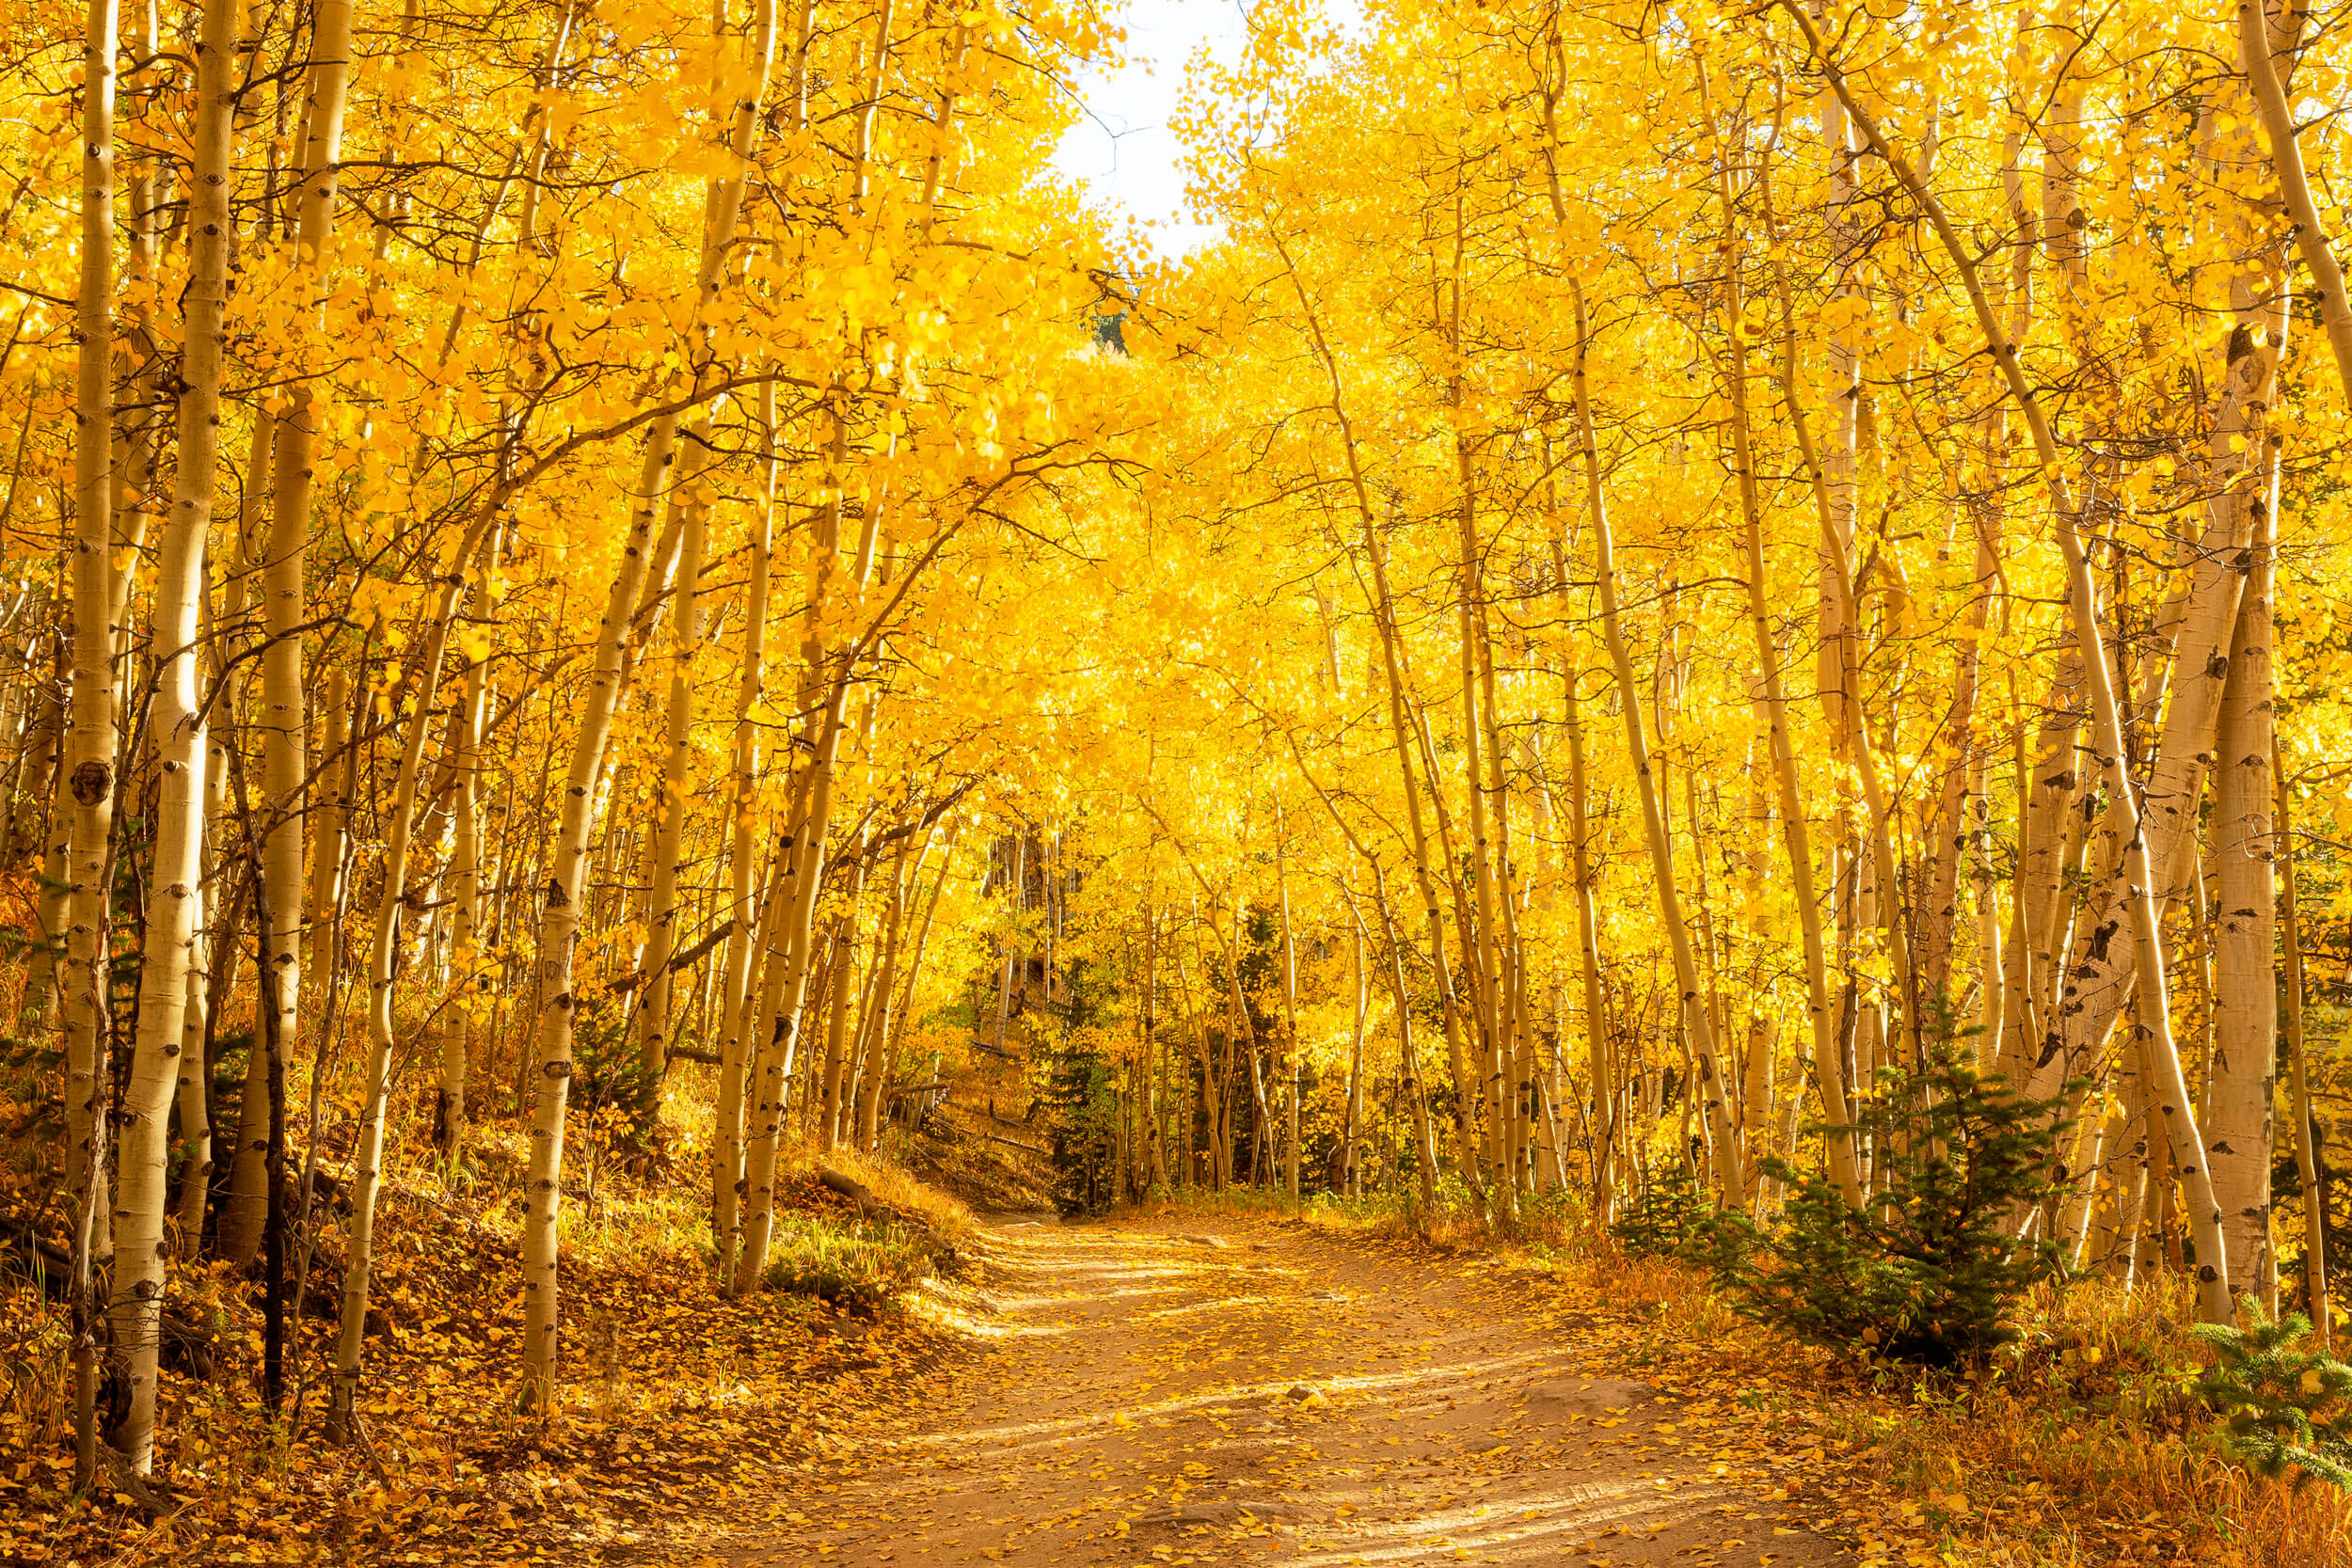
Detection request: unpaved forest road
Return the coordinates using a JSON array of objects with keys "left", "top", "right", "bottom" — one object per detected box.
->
[{"left": 717, "top": 1213, "right": 1854, "bottom": 1568}]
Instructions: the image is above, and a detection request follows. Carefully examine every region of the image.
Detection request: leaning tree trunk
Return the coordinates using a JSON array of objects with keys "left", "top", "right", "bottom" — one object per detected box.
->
[
  {"left": 525, "top": 0, "right": 779, "bottom": 1389},
  {"left": 1568, "top": 275, "right": 1742, "bottom": 1201},
  {"left": 330, "top": 504, "right": 500, "bottom": 1440}
]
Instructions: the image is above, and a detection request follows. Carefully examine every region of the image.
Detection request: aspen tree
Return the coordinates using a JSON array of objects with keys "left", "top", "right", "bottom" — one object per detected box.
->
[
  {"left": 1683, "top": 64, "right": 1859, "bottom": 1201},
  {"left": 1784, "top": 0, "right": 2234, "bottom": 1321},
  {"left": 526, "top": 0, "right": 782, "bottom": 1398},
  {"left": 2239, "top": 1, "right": 2352, "bottom": 401},
  {"left": 2276, "top": 742, "right": 2329, "bottom": 1342},
  {"left": 104, "top": 0, "right": 244, "bottom": 1473},
  {"left": 253, "top": 0, "right": 358, "bottom": 1226},
  {"left": 62, "top": 0, "right": 120, "bottom": 1307}
]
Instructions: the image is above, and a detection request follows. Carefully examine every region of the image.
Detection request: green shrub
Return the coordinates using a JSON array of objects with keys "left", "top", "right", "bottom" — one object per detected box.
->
[
  {"left": 1612, "top": 1164, "right": 1725, "bottom": 1266},
  {"left": 2192, "top": 1302, "right": 2352, "bottom": 1489},
  {"left": 1714, "top": 1047, "right": 2076, "bottom": 1368}
]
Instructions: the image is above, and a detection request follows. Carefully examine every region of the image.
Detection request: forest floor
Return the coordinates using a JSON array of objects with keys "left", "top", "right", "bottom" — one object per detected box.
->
[{"left": 700, "top": 1211, "right": 1860, "bottom": 1568}]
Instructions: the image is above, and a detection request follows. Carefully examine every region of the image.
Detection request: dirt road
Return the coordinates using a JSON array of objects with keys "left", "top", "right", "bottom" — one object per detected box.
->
[{"left": 717, "top": 1212, "right": 1854, "bottom": 1568}]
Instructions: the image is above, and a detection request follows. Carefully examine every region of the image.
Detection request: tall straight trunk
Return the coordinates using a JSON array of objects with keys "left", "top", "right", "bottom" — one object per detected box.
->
[
  {"left": 1567, "top": 277, "right": 1741, "bottom": 1200},
  {"left": 1476, "top": 603, "right": 1534, "bottom": 1200},
  {"left": 717, "top": 781, "right": 803, "bottom": 1268},
  {"left": 1276, "top": 800, "right": 1300, "bottom": 1198},
  {"left": 818, "top": 842, "right": 869, "bottom": 1148},
  {"left": 215, "top": 409, "right": 273, "bottom": 1263},
  {"left": 1791, "top": 0, "right": 2234, "bottom": 1321},
  {"left": 2277, "top": 743, "right": 2328, "bottom": 1342},
  {"left": 633, "top": 436, "right": 713, "bottom": 1133},
  {"left": 435, "top": 637, "right": 487, "bottom": 1151},
  {"left": 105, "top": 0, "right": 241, "bottom": 1472},
  {"left": 2210, "top": 293, "right": 2286, "bottom": 1302},
  {"left": 1343, "top": 883, "right": 1367, "bottom": 1197},
  {"left": 254, "top": 4, "right": 358, "bottom": 1265},
  {"left": 2210, "top": 534, "right": 2276, "bottom": 1304},
  {"left": 1560, "top": 653, "right": 1613, "bottom": 1212},
  {"left": 713, "top": 378, "right": 776, "bottom": 1211},
  {"left": 62, "top": 0, "right": 120, "bottom": 1300}
]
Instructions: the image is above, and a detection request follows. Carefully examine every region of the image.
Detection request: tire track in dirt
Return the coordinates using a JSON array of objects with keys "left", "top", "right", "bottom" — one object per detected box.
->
[{"left": 715, "top": 1213, "right": 1854, "bottom": 1568}]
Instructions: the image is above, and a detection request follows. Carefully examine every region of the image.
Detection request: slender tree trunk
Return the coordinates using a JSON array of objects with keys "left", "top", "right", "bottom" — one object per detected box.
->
[
  {"left": 436, "top": 636, "right": 487, "bottom": 1153},
  {"left": 2277, "top": 741, "right": 2329, "bottom": 1342},
  {"left": 2210, "top": 282, "right": 2288, "bottom": 1306},
  {"left": 255, "top": 7, "right": 359, "bottom": 1292},
  {"left": 103, "top": 0, "right": 243, "bottom": 1471},
  {"left": 634, "top": 434, "right": 715, "bottom": 1136},
  {"left": 1568, "top": 277, "right": 1742, "bottom": 1201},
  {"left": 63, "top": 0, "right": 121, "bottom": 1319}
]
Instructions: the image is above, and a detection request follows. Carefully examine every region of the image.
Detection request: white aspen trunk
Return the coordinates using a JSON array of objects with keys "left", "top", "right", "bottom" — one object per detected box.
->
[
  {"left": 733, "top": 678, "right": 851, "bottom": 1291},
  {"left": 256, "top": 4, "right": 358, "bottom": 1257},
  {"left": 716, "top": 810, "right": 797, "bottom": 1265},
  {"left": 62, "top": 0, "right": 120, "bottom": 1291},
  {"left": 436, "top": 636, "right": 487, "bottom": 1152},
  {"left": 634, "top": 433, "right": 713, "bottom": 1130},
  {"left": 528, "top": 0, "right": 779, "bottom": 1376},
  {"left": 712, "top": 377, "right": 776, "bottom": 1227},
  {"left": 214, "top": 409, "right": 273, "bottom": 1263},
  {"left": 2210, "top": 527, "right": 2276, "bottom": 1303},
  {"left": 1791, "top": 1, "right": 2235, "bottom": 1321},
  {"left": 2209, "top": 275, "right": 2287, "bottom": 1303},
  {"left": 2277, "top": 743, "right": 2329, "bottom": 1341},
  {"left": 104, "top": 0, "right": 242, "bottom": 1470}
]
